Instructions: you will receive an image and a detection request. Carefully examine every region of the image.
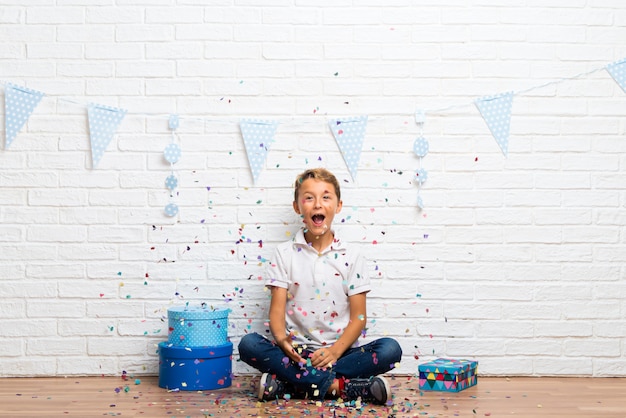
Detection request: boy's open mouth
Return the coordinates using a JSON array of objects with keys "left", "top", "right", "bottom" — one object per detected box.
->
[{"left": 312, "top": 214, "right": 325, "bottom": 227}]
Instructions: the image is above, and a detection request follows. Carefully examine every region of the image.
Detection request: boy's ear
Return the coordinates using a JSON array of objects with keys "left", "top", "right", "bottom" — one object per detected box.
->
[
  {"left": 292, "top": 200, "right": 301, "bottom": 214},
  {"left": 336, "top": 199, "right": 343, "bottom": 213}
]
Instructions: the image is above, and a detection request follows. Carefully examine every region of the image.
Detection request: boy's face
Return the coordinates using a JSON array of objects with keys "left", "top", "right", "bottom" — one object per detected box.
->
[{"left": 293, "top": 178, "right": 342, "bottom": 237}]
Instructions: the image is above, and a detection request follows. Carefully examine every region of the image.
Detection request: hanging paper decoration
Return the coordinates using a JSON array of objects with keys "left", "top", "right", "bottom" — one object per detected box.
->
[
  {"left": 412, "top": 110, "right": 429, "bottom": 209},
  {"left": 164, "top": 202, "right": 179, "bottom": 217},
  {"left": 475, "top": 92, "right": 514, "bottom": 157},
  {"left": 87, "top": 103, "right": 126, "bottom": 168},
  {"left": 3, "top": 83, "right": 45, "bottom": 149},
  {"left": 606, "top": 58, "right": 626, "bottom": 94},
  {"left": 163, "top": 114, "right": 181, "bottom": 217},
  {"left": 240, "top": 119, "right": 279, "bottom": 185},
  {"left": 164, "top": 143, "right": 181, "bottom": 164},
  {"left": 328, "top": 115, "right": 368, "bottom": 181},
  {"left": 165, "top": 174, "right": 178, "bottom": 191}
]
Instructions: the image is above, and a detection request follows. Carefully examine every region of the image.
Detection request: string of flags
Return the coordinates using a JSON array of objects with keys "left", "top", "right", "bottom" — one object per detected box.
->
[{"left": 2, "top": 57, "right": 626, "bottom": 212}]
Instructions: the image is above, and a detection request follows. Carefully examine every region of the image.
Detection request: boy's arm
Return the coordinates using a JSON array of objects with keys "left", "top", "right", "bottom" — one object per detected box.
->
[
  {"left": 268, "top": 286, "right": 305, "bottom": 364},
  {"left": 310, "top": 292, "right": 367, "bottom": 369}
]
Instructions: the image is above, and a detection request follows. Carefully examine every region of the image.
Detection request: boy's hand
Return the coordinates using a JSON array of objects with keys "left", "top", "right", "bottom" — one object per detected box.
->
[
  {"left": 276, "top": 332, "right": 305, "bottom": 365},
  {"left": 310, "top": 347, "right": 338, "bottom": 369}
]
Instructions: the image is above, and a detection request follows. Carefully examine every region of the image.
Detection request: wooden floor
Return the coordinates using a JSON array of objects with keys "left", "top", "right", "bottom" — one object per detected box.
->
[{"left": 0, "top": 375, "right": 624, "bottom": 417}]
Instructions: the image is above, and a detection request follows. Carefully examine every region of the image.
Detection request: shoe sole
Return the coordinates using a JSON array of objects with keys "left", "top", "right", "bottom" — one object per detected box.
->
[
  {"left": 258, "top": 373, "right": 269, "bottom": 400},
  {"left": 375, "top": 376, "right": 391, "bottom": 405}
]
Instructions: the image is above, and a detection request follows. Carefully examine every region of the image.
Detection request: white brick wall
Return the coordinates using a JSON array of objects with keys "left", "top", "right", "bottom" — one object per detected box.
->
[{"left": 0, "top": 3, "right": 625, "bottom": 378}]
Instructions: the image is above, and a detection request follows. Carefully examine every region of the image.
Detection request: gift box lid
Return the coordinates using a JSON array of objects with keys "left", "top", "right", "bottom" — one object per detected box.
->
[
  {"left": 419, "top": 358, "right": 478, "bottom": 375},
  {"left": 168, "top": 306, "right": 231, "bottom": 321},
  {"left": 158, "top": 341, "right": 233, "bottom": 358}
]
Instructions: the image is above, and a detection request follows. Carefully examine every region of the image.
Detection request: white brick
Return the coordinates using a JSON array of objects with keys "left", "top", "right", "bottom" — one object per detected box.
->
[
  {"left": 0, "top": 359, "right": 57, "bottom": 377},
  {"left": 593, "top": 359, "right": 626, "bottom": 377},
  {"left": 60, "top": 208, "right": 117, "bottom": 224},
  {"left": 115, "top": 25, "right": 173, "bottom": 42},
  {"left": 446, "top": 338, "right": 506, "bottom": 357},
  {"left": 27, "top": 300, "right": 86, "bottom": 318},
  {"left": 0, "top": 226, "right": 23, "bottom": 242},
  {"left": 505, "top": 339, "right": 563, "bottom": 356},
  {"left": 3, "top": 320, "right": 58, "bottom": 337},
  {"left": 27, "top": 44, "right": 83, "bottom": 60},
  {"left": 0, "top": 245, "right": 58, "bottom": 262},
  {"left": 0, "top": 264, "right": 26, "bottom": 280},
  {"left": 0, "top": 340, "right": 23, "bottom": 357},
  {"left": 27, "top": 263, "right": 86, "bottom": 279},
  {"left": 564, "top": 339, "right": 621, "bottom": 357},
  {"left": 27, "top": 338, "right": 86, "bottom": 356},
  {"left": 88, "top": 226, "right": 144, "bottom": 243},
  {"left": 87, "top": 301, "right": 145, "bottom": 319},
  {"left": 26, "top": 7, "right": 84, "bottom": 24},
  {"left": 87, "top": 338, "right": 149, "bottom": 356},
  {"left": 57, "top": 357, "right": 119, "bottom": 375},
  {"left": 27, "top": 225, "right": 87, "bottom": 242},
  {"left": 85, "top": 43, "right": 143, "bottom": 60}
]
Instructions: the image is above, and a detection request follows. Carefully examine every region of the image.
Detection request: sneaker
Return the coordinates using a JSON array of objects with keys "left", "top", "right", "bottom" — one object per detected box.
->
[
  {"left": 343, "top": 376, "right": 390, "bottom": 405},
  {"left": 258, "top": 373, "right": 286, "bottom": 401}
]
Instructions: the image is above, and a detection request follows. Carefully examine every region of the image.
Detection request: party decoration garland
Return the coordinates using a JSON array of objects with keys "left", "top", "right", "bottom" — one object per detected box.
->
[
  {"left": 2, "top": 57, "right": 626, "bottom": 210},
  {"left": 164, "top": 114, "right": 181, "bottom": 217},
  {"left": 412, "top": 110, "right": 429, "bottom": 209}
]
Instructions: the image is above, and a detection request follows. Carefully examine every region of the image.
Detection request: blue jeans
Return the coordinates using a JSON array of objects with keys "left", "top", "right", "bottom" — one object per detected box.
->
[{"left": 238, "top": 332, "right": 402, "bottom": 400}]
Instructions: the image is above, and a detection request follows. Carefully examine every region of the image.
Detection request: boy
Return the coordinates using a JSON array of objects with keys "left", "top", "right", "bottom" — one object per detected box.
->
[{"left": 238, "top": 168, "right": 402, "bottom": 405}]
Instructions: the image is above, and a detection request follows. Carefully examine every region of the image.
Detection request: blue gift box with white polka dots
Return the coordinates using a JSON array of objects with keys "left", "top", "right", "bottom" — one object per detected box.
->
[{"left": 168, "top": 306, "right": 230, "bottom": 347}]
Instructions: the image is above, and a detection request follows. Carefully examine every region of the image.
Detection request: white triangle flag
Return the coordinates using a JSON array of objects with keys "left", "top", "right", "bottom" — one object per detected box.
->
[
  {"left": 87, "top": 103, "right": 127, "bottom": 168},
  {"left": 240, "top": 119, "right": 279, "bottom": 185},
  {"left": 4, "top": 84, "right": 45, "bottom": 149},
  {"left": 606, "top": 58, "right": 626, "bottom": 94},
  {"left": 475, "top": 92, "right": 514, "bottom": 156},
  {"left": 328, "top": 115, "right": 368, "bottom": 181}
]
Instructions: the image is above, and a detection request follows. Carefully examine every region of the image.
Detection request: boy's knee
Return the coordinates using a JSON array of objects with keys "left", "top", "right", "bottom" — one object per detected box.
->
[
  {"left": 379, "top": 337, "right": 402, "bottom": 362},
  {"left": 237, "top": 332, "right": 259, "bottom": 357}
]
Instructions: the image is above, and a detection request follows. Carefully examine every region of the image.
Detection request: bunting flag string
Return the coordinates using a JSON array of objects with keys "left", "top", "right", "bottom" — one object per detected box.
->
[
  {"left": 474, "top": 92, "right": 514, "bottom": 157},
  {"left": 1, "top": 56, "right": 626, "bottom": 193},
  {"left": 240, "top": 119, "right": 279, "bottom": 185},
  {"left": 4, "top": 83, "right": 45, "bottom": 149},
  {"left": 87, "top": 103, "right": 127, "bottom": 168},
  {"left": 328, "top": 115, "right": 368, "bottom": 181}
]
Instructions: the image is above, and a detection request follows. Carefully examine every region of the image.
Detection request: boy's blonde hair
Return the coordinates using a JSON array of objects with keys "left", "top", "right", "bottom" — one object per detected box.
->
[{"left": 293, "top": 168, "right": 341, "bottom": 202}]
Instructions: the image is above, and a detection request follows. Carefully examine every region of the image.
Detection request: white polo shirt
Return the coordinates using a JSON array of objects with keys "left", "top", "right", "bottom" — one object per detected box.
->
[{"left": 265, "top": 228, "right": 371, "bottom": 350}]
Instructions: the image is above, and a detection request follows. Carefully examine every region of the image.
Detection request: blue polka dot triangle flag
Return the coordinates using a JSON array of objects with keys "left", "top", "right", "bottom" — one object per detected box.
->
[
  {"left": 606, "top": 58, "right": 626, "bottom": 94},
  {"left": 240, "top": 119, "right": 279, "bottom": 185},
  {"left": 4, "top": 83, "right": 45, "bottom": 149},
  {"left": 87, "top": 103, "right": 126, "bottom": 168},
  {"left": 475, "top": 92, "right": 514, "bottom": 157},
  {"left": 328, "top": 115, "right": 368, "bottom": 181}
]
